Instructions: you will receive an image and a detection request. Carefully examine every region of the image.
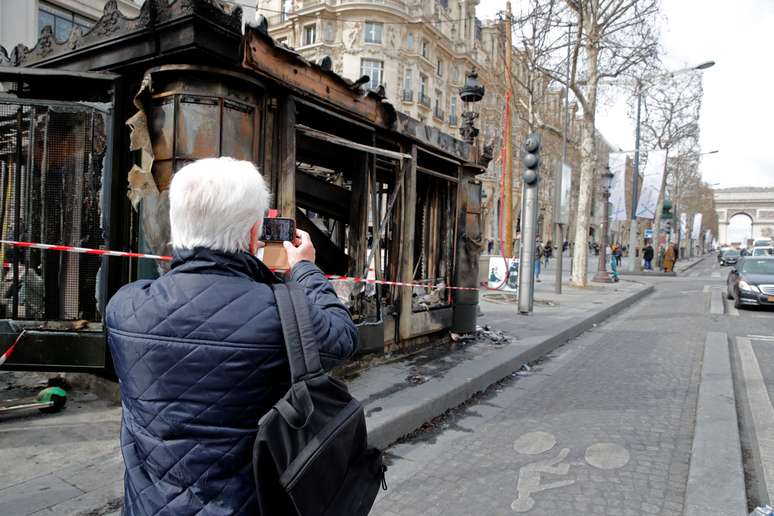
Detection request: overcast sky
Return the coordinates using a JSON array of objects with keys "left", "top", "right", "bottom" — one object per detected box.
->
[{"left": 477, "top": 0, "right": 774, "bottom": 188}]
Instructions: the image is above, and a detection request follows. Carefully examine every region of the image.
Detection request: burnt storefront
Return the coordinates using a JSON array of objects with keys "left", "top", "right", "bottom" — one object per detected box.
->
[{"left": 0, "top": 0, "right": 488, "bottom": 372}]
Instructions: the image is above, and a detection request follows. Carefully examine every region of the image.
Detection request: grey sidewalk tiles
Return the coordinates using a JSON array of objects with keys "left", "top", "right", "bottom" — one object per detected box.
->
[{"left": 353, "top": 281, "right": 654, "bottom": 449}]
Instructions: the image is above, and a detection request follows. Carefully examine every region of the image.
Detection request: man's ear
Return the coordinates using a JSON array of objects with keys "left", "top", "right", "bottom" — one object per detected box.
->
[{"left": 249, "top": 222, "right": 261, "bottom": 254}]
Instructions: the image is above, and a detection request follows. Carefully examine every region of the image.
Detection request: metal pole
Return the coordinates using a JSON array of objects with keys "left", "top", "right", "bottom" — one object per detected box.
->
[
  {"left": 593, "top": 174, "right": 612, "bottom": 283},
  {"left": 503, "top": 2, "right": 514, "bottom": 257},
  {"left": 626, "top": 79, "right": 642, "bottom": 271},
  {"left": 554, "top": 23, "right": 571, "bottom": 294},
  {"left": 518, "top": 177, "right": 538, "bottom": 313}
]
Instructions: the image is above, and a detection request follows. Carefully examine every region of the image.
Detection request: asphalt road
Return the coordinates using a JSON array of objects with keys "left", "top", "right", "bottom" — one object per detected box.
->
[{"left": 371, "top": 256, "right": 774, "bottom": 516}]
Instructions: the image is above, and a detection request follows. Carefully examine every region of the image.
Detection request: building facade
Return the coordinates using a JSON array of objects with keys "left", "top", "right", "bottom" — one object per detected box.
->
[
  {"left": 0, "top": 0, "right": 258, "bottom": 52},
  {"left": 259, "top": 0, "right": 618, "bottom": 254}
]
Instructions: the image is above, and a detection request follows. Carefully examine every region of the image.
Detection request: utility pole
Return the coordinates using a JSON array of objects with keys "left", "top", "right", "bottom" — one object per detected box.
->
[
  {"left": 518, "top": 133, "right": 541, "bottom": 314},
  {"left": 554, "top": 23, "right": 572, "bottom": 294},
  {"left": 503, "top": 1, "right": 514, "bottom": 257}
]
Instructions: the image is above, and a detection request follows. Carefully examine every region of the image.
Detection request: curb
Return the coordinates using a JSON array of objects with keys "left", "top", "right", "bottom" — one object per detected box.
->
[
  {"left": 683, "top": 332, "right": 746, "bottom": 516},
  {"left": 620, "top": 271, "right": 676, "bottom": 277},
  {"left": 366, "top": 283, "right": 655, "bottom": 450},
  {"left": 734, "top": 336, "right": 774, "bottom": 506},
  {"left": 677, "top": 254, "right": 709, "bottom": 274}
]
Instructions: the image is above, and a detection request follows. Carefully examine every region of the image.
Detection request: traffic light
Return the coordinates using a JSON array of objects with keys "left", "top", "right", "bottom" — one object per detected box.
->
[
  {"left": 522, "top": 133, "right": 541, "bottom": 185},
  {"left": 662, "top": 199, "right": 673, "bottom": 219}
]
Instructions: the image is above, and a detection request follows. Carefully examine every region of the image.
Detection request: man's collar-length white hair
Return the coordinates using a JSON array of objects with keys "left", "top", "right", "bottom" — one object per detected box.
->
[{"left": 169, "top": 157, "right": 270, "bottom": 253}]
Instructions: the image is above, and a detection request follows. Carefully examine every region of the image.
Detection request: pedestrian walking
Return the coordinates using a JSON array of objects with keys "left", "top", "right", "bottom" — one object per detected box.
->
[
  {"left": 663, "top": 244, "right": 676, "bottom": 272},
  {"left": 643, "top": 243, "right": 654, "bottom": 271},
  {"left": 544, "top": 240, "right": 553, "bottom": 268},
  {"left": 535, "top": 239, "right": 544, "bottom": 282},
  {"left": 613, "top": 243, "right": 623, "bottom": 267},
  {"left": 105, "top": 158, "right": 358, "bottom": 516},
  {"left": 610, "top": 251, "right": 620, "bottom": 282}
]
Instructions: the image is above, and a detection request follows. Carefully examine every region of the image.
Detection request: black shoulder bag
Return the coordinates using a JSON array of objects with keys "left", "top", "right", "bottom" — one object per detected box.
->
[{"left": 253, "top": 282, "right": 386, "bottom": 516}]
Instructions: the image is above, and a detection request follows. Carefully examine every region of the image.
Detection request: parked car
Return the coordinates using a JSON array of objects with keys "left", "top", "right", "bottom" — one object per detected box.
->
[
  {"left": 753, "top": 239, "right": 772, "bottom": 248},
  {"left": 751, "top": 246, "right": 774, "bottom": 257},
  {"left": 720, "top": 249, "right": 740, "bottom": 266},
  {"left": 726, "top": 256, "right": 774, "bottom": 308}
]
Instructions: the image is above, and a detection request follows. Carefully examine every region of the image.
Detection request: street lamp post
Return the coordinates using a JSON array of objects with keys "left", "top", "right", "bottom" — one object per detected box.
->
[
  {"left": 593, "top": 167, "right": 615, "bottom": 283},
  {"left": 625, "top": 60, "right": 715, "bottom": 272}
]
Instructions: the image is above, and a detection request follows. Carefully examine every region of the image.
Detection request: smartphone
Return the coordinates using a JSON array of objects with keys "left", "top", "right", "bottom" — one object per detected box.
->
[
  {"left": 260, "top": 218, "right": 296, "bottom": 271},
  {"left": 260, "top": 217, "right": 295, "bottom": 242}
]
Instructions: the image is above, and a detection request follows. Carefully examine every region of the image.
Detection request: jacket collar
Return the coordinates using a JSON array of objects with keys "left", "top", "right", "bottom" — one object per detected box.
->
[{"left": 170, "top": 247, "right": 279, "bottom": 284}]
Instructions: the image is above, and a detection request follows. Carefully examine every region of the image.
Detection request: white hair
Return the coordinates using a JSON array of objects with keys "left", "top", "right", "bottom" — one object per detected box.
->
[{"left": 169, "top": 157, "right": 270, "bottom": 253}]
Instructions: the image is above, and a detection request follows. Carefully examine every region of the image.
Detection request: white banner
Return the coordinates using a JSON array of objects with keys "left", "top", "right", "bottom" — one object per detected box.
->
[
  {"left": 635, "top": 150, "right": 667, "bottom": 219},
  {"left": 608, "top": 153, "right": 628, "bottom": 221},
  {"left": 680, "top": 213, "right": 688, "bottom": 239},
  {"left": 705, "top": 229, "right": 712, "bottom": 243},
  {"left": 692, "top": 213, "right": 703, "bottom": 240},
  {"left": 557, "top": 163, "right": 572, "bottom": 224}
]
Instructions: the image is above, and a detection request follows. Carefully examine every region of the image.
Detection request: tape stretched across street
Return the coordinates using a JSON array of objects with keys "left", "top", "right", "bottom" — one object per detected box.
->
[{"left": 0, "top": 239, "right": 480, "bottom": 292}]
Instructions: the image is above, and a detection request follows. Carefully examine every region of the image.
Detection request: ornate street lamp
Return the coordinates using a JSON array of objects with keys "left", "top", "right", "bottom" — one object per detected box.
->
[
  {"left": 593, "top": 167, "right": 615, "bottom": 283},
  {"left": 459, "top": 70, "right": 485, "bottom": 144}
]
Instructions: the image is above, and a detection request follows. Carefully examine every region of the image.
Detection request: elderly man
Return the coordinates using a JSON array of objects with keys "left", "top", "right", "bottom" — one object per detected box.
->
[{"left": 106, "top": 157, "right": 358, "bottom": 515}]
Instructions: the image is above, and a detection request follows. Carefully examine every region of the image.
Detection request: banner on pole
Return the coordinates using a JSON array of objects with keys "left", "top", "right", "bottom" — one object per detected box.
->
[
  {"left": 608, "top": 153, "right": 628, "bottom": 221},
  {"left": 635, "top": 150, "right": 667, "bottom": 219},
  {"left": 680, "top": 213, "right": 688, "bottom": 239},
  {"left": 556, "top": 163, "right": 572, "bottom": 224},
  {"left": 692, "top": 213, "right": 703, "bottom": 240}
]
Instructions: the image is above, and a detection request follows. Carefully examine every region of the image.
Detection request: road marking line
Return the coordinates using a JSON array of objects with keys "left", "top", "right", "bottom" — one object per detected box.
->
[
  {"left": 703, "top": 285, "right": 711, "bottom": 293},
  {"left": 736, "top": 337, "right": 774, "bottom": 504},
  {"left": 727, "top": 303, "right": 740, "bottom": 317},
  {"left": 712, "top": 272, "right": 721, "bottom": 278},
  {"left": 747, "top": 335, "right": 774, "bottom": 342},
  {"left": 684, "top": 332, "right": 746, "bottom": 516}
]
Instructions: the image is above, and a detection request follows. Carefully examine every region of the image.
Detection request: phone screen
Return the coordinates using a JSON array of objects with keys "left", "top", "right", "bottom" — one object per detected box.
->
[{"left": 261, "top": 218, "right": 295, "bottom": 242}]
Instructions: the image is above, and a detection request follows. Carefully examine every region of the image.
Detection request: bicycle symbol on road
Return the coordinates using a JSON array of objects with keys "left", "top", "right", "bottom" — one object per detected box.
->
[{"left": 511, "top": 431, "right": 630, "bottom": 513}]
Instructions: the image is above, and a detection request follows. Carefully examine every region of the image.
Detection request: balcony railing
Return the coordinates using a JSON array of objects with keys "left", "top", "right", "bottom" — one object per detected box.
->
[
  {"left": 402, "top": 89, "right": 413, "bottom": 102},
  {"left": 418, "top": 94, "right": 431, "bottom": 108},
  {"left": 433, "top": 108, "right": 445, "bottom": 120}
]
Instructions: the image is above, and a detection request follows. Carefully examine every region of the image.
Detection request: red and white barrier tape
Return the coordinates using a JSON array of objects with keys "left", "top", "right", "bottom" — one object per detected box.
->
[
  {"left": 0, "top": 239, "right": 480, "bottom": 292},
  {"left": 0, "top": 330, "right": 25, "bottom": 367},
  {"left": 0, "top": 240, "right": 172, "bottom": 261}
]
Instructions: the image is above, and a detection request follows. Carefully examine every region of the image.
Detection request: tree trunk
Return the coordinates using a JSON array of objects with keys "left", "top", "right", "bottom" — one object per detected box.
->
[{"left": 570, "top": 44, "right": 599, "bottom": 287}]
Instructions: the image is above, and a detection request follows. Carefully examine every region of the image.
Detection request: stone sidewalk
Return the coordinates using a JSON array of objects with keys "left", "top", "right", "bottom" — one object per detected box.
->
[{"left": 0, "top": 274, "right": 654, "bottom": 516}]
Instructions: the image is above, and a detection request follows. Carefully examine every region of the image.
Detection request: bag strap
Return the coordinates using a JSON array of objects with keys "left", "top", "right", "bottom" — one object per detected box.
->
[{"left": 272, "top": 282, "right": 323, "bottom": 383}]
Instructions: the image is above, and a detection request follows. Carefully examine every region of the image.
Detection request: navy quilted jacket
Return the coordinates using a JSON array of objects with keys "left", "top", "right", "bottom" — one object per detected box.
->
[{"left": 106, "top": 248, "right": 358, "bottom": 516}]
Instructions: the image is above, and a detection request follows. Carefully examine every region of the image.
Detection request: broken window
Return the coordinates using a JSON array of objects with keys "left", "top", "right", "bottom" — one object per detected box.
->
[{"left": 412, "top": 162, "right": 457, "bottom": 311}]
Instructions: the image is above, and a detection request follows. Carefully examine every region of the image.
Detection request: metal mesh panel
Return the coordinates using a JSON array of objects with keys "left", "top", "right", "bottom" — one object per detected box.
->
[{"left": 0, "top": 101, "right": 106, "bottom": 321}]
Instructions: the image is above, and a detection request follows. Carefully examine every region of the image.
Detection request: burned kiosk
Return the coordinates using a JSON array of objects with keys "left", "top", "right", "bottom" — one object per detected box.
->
[{"left": 0, "top": 0, "right": 489, "bottom": 372}]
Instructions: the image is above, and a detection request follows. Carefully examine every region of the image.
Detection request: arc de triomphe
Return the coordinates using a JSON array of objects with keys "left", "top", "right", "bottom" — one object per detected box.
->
[{"left": 714, "top": 187, "right": 774, "bottom": 245}]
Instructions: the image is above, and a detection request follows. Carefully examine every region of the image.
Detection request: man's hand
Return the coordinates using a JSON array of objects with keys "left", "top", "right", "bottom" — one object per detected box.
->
[{"left": 283, "top": 229, "right": 316, "bottom": 269}]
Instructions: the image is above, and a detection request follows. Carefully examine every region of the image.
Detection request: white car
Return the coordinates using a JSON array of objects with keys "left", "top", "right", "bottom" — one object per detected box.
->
[
  {"left": 753, "top": 239, "right": 772, "bottom": 248},
  {"left": 751, "top": 246, "right": 774, "bottom": 257}
]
